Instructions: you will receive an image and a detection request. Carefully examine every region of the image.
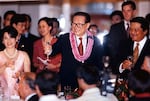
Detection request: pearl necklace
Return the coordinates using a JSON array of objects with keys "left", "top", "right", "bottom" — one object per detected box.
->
[{"left": 4, "top": 49, "right": 18, "bottom": 59}]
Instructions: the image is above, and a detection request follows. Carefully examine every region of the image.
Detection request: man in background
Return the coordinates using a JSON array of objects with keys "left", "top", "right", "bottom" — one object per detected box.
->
[
  {"left": 51, "top": 17, "right": 61, "bottom": 37},
  {"left": 3, "top": 10, "right": 16, "bottom": 28},
  {"left": 104, "top": 0, "right": 137, "bottom": 74},
  {"left": 22, "top": 13, "right": 39, "bottom": 72},
  {"left": 18, "top": 72, "right": 39, "bottom": 101}
]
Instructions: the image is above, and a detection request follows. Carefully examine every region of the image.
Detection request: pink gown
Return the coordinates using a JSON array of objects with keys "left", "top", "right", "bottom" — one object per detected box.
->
[{"left": 0, "top": 51, "right": 25, "bottom": 98}]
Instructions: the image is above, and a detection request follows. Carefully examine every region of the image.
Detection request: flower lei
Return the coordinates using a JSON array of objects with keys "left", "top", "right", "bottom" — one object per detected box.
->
[{"left": 69, "top": 31, "right": 94, "bottom": 63}]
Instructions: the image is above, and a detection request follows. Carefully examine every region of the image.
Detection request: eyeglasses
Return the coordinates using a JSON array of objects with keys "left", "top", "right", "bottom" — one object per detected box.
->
[{"left": 71, "top": 23, "right": 86, "bottom": 28}]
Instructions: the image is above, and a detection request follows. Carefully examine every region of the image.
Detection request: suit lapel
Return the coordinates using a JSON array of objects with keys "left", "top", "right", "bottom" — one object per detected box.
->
[{"left": 134, "top": 39, "right": 150, "bottom": 69}]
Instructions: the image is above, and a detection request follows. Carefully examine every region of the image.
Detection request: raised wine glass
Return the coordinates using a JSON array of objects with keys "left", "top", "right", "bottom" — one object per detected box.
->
[{"left": 127, "top": 55, "right": 134, "bottom": 69}]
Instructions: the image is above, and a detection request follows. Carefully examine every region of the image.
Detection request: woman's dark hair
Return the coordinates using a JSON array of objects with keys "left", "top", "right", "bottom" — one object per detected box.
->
[
  {"left": 1, "top": 26, "right": 18, "bottom": 39},
  {"left": 38, "top": 17, "right": 53, "bottom": 33}
]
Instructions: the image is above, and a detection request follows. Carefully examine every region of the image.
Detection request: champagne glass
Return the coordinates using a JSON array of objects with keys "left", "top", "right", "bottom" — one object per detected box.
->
[
  {"left": 64, "top": 86, "right": 72, "bottom": 100},
  {"left": 44, "top": 42, "right": 51, "bottom": 61},
  {"left": 127, "top": 56, "right": 133, "bottom": 62},
  {"left": 127, "top": 55, "right": 134, "bottom": 68}
]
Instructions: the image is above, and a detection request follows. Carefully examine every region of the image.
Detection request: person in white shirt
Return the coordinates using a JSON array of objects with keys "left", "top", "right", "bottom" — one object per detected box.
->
[
  {"left": 35, "top": 70, "right": 65, "bottom": 101},
  {"left": 69, "top": 64, "right": 116, "bottom": 101},
  {"left": 18, "top": 72, "right": 39, "bottom": 101}
]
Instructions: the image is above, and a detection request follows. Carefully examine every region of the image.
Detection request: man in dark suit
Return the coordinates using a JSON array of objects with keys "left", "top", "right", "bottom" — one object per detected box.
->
[
  {"left": 21, "top": 14, "right": 39, "bottom": 72},
  {"left": 10, "top": 13, "right": 39, "bottom": 72},
  {"left": 104, "top": 0, "right": 136, "bottom": 74},
  {"left": 50, "top": 12, "right": 103, "bottom": 90},
  {"left": 18, "top": 72, "right": 39, "bottom": 101},
  {"left": 118, "top": 17, "right": 150, "bottom": 79}
]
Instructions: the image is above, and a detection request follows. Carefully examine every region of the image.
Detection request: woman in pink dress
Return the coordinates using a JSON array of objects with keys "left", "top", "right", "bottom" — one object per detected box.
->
[
  {"left": 33, "top": 17, "right": 61, "bottom": 73},
  {"left": 0, "top": 26, "right": 30, "bottom": 99}
]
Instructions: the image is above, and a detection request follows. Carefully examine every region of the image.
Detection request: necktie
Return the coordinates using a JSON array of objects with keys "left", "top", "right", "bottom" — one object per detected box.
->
[
  {"left": 133, "top": 43, "right": 139, "bottom": 64},
  {"left": 78, "top": 37, "right": 83, "bottom": 55},
  {"left": 126, "top": 23, "right": 130, "bottom": 37},
  {"left": 15, "top": 41, "right": 19, "bottom": 48}
]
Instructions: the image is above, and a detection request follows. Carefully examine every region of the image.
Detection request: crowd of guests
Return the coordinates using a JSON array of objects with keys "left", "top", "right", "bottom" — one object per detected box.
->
[{"left": 0, "top": 0, "right": 150, "bottom": 101}]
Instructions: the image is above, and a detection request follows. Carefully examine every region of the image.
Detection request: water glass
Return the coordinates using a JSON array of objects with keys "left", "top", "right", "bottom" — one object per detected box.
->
[{"left": 64, "top": 86, "right": 72, "bottom": 99}]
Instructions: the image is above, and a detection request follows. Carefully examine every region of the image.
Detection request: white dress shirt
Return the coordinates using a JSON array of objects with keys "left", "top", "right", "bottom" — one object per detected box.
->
[
  {"left": 76, "top": 33, "right": 87, "bottom": 54},
  {"left": 25, "top": 93, "right": 36, "bottom": 101},
  {"left": 124, "top": 20, "right": 130, "bottom": 30},
  {"left": 69, "top": 87, "right": 112, "bottom": 101},
  {"left": 39, "top": 94, "right": 66, "bottom": 101}
]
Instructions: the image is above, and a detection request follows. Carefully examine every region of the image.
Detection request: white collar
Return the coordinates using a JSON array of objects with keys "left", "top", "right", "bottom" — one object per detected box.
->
[
  {"left": 39, "top": 94, "right": 59, "bottom": 101},
  {"left": 134, "top": 36, "right": 147, "bottom": 46},
  {"left": 25, "top": 93, "right": 36, "bottom": 101},
  {"left": 134, "top": 36, "right": 147, "bottom": 55},
  {"left": 76, "top": 33, "right": 87, "bottom": 40},
  {"left": 82, "top": 87, "right": 100, "bottom": 96}
]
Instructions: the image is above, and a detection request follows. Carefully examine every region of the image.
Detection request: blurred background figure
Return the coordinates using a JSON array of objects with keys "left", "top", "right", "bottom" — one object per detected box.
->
[
  {"left": 145, "top": 13, "right": 150, "bottom": 25},
  {"left": 0, "top": 16, "right": 1, "bottom": 29},
  {"left": 10, "top": 13, "right": 26, "bottom": 47},
  {"left": 128, "top": 70, "right": 150, "bottom": 101},
  {"left": 88, "top": 24, "right": 99, "bottom": 35},
  {"left": 3, "top": 10, "right": 16, "bottom": 28},
  {"left": 69, "top": 64, "right": 117, "bottom": 101},
  {"left": 35, "top": 70, "right": 64, "bottom": 101},
  {"left": 51, "top": 17, "right": 61, "bottom": 37},
  {"left": 145, "top": 13, "right": 150, "bottom": 38},
  {"left": 21, "top": 13, "right": 39, "bottom": 72},
  {"left": 18, "top": 72, "right": 39, "bottom": 101},
  {"left": 142, "top": 56, "right": 150, "bottom": 73},
  {"left": 110, "top": 10, "right": 124, "bottom": 25}
]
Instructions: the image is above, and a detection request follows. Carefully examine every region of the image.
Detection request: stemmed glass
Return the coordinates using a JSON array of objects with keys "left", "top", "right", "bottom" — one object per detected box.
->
[
  {"left": 37, "top": 42, "right": 51, "bottom": 66},
  {"left": 127, "top": 55, "right": 134, "bottom": 69},
  {"left": 44, "top": 42, "right": 51, "bottom": 61}
]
